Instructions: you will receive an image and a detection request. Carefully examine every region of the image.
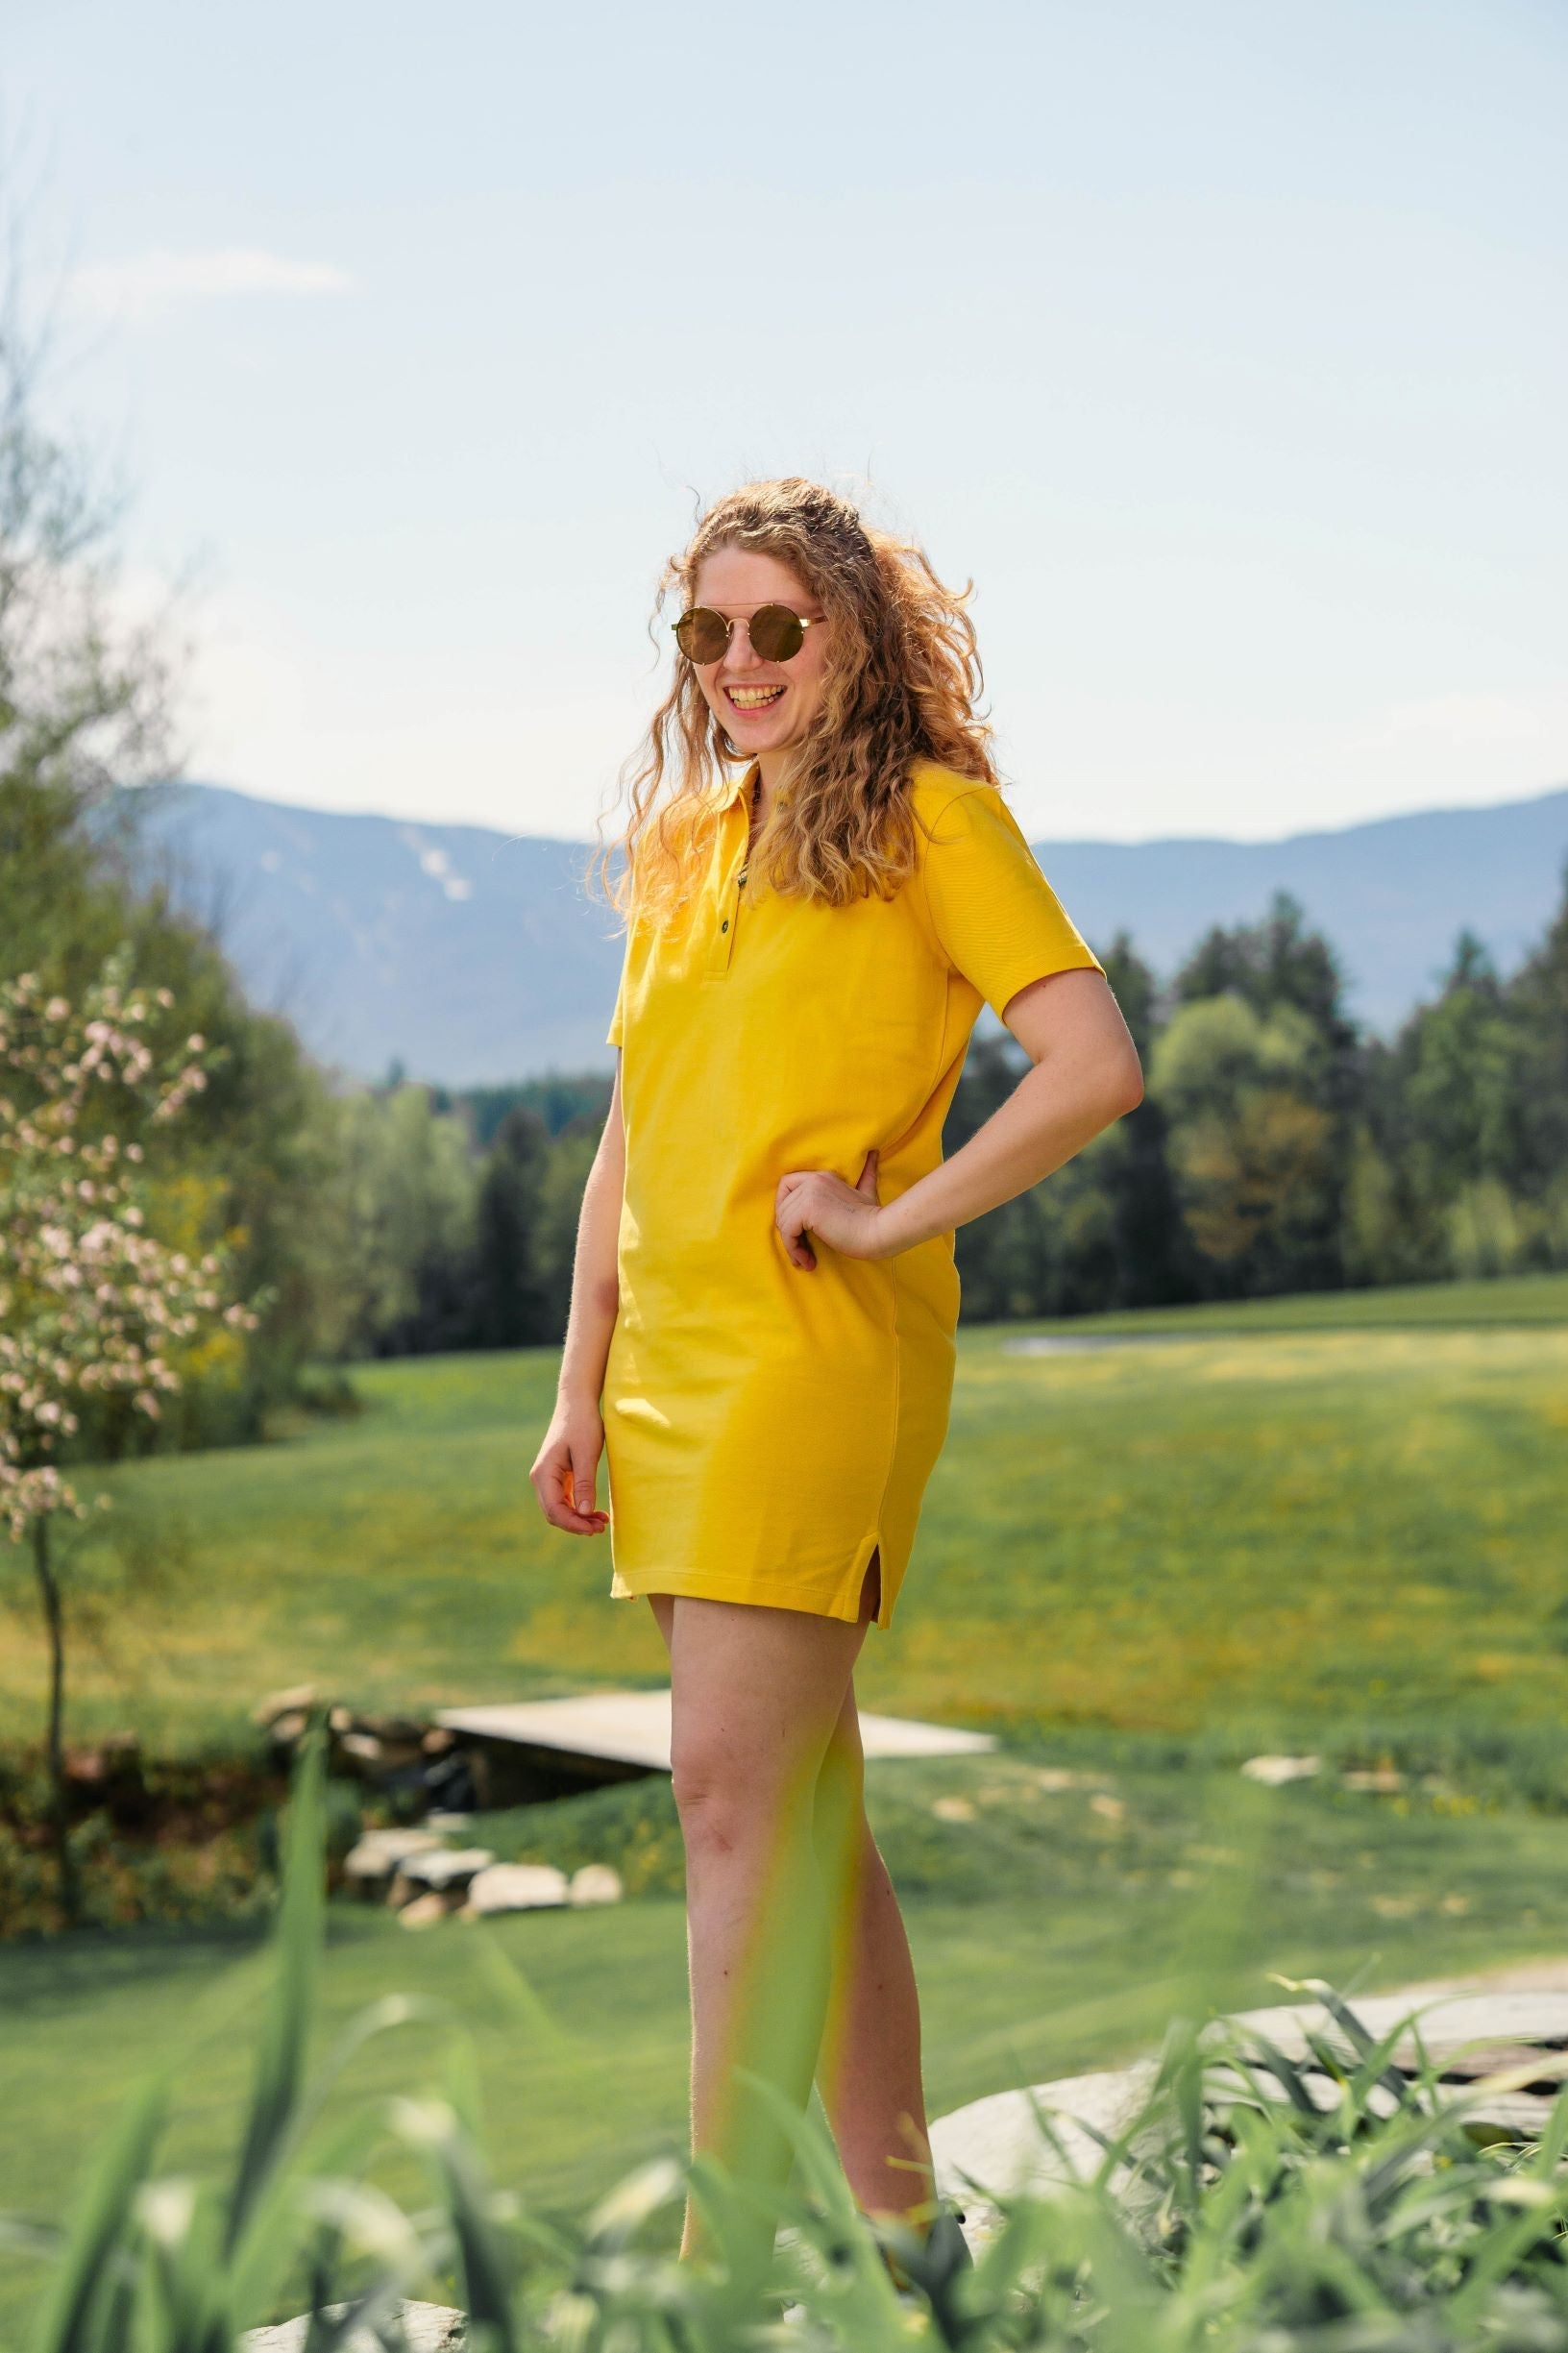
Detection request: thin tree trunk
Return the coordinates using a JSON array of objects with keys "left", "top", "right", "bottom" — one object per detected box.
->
[{"left": 31, "top": 1512, "right": 77, "bottom": 1925}]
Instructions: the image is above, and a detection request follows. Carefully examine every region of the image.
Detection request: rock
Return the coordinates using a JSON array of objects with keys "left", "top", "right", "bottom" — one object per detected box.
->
[
  {"left": 342, "top": 1826, "right": 446, "bottom": 1880},
  {"left": 570, "top": 1863, "right": 623, "bottom": 1906},
  {"left": 929, "top": 1987, "right": 1568, "bottom": 2261},
  {"left": 327, "top": 1704, "right": 355, "bottom": 1733},
  {"left": 462, "top": 1863, "right": 570, "bottom": 1917},
  {"left": 265, "top": 1711, "right": 311, "bottom": 1750},
  {"left": 1090, "top": 1794, "right": 1125, "bottom": 1822},
  {"left": 423, "top": 1726, "right": 458, "bottom": 1754},
  {"left": 399, "top": 1890, "right": 458, "bottom": 1929},
  {"left": 343, "top": 1829, "right": 449, "bottom": 1898},
  {"left": 242, "top": 2299, "right": 464, "bottom": 2349},
  {"left": 1343, "top": 1765, "right": 1405, "bottom": 1793},
  {"left": 395, "top": 1847, "right": 496, "bottom": 1894},
  {"left": 337, "top": 1730, "right": 383, "bottom": 1763},
  {"left": 251, "top": 1684, "right": 317, "bottom": 1728},
  {"left": 425, "top": 1809, "right": 474, "bottom": 1833},
  {"left": 932, "top": 1796, "right": 976, "bottom": 1822},
  {"left": 1034, "top": 1768, "right": 1089, "bottom": 1791},
  {"left": 1241, "top": 1754, "right": 1321, "bottom": 1785}
]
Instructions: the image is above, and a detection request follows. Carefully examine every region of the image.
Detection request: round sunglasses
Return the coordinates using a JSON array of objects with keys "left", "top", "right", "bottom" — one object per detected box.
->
[{"left": 672, "top": 603, "right": 821, "bottom": 666}]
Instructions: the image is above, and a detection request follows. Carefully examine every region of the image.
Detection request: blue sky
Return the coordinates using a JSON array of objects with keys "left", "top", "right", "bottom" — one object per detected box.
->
[{"left": 5, "top": 0, "right": 1565, "bottom": 844}]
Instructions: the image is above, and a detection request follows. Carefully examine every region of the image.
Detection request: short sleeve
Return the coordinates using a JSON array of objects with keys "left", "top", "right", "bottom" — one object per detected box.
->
[
  {"left": 921, "top": 785, "right": 1104, "bottom": 1022},
  {"left": 606, "top": 960, "right": 626, "bottom": 1048}
]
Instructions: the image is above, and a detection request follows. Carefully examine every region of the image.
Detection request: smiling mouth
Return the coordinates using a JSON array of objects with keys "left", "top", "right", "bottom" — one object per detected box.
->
[{"left": 725, "top": 684, "right": 786, "bottom": 712}]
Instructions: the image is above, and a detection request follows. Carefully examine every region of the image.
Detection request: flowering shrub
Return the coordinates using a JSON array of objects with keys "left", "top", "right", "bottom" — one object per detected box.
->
[
  {"left": 0, "top": 943, "right": 265, "bottom": 1539},
  {"left": 1, "top": 943, "right": 272, "bottom": 1920}
]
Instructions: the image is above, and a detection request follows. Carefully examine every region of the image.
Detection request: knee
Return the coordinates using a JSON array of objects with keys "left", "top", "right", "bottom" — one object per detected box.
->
[
  {"left": 670, "top": 1760, "right": 743, "bottom": 1858},
  {"left": 671, "top": 1739, "right": 823, "bottom": 1861},
  {"left": 671, "top": 1748, "right": 776, "bottom": 1858}
]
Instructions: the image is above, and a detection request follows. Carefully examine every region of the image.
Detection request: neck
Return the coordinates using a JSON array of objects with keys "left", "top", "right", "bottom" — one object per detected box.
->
[{"left": 752, "top": 743, "right": 796, "bottom": 820}]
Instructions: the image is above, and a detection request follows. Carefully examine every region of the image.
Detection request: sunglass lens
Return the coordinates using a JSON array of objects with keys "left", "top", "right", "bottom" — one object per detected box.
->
[
  {"left": 676, "top": 607, "right": 729, "bottom": 663},
  {"left": 748, "top": 604, "right": 805, "bottom": 662}
]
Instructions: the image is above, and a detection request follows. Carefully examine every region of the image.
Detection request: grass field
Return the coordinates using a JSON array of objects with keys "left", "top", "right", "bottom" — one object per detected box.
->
[
  {"left": 2, "top": 1271, "right": 1566, "bottom": 2330},
  {"left": 5, "top": 1270, "right": 1565, "bottom": 1757}
]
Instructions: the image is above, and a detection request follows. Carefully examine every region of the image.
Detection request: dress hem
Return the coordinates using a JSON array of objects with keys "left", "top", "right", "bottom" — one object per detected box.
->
[{"left": 609, "top": 1536, "right": 891, "bottom": 1630}]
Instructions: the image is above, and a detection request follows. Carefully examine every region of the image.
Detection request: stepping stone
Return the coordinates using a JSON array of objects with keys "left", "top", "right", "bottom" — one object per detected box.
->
[
  {"left": 570, "top": 1863, "right": 623, "bottom": 1906},
  {"left": 398, "top": 1890, "right": 457, "bottom": 1929},
  {"left": 242, "top": 2299, "right": 464, "bottom": 2349},
  {"left": 435, "top": 1690, "right": 993, "bottom": 1776},
  {"left": 462, "top": 1862, "right": 571, "bottom": 1915},
  {"left": 395, "top": 1847, "right": 495, "bottom": 1893},
  {"left": 1240, "top": 1753, "right": 1320, "bottom": 1784},
  {"left": 342, "top": 1827, "right": 447, "bottom": 1886},
  {"left": 929, "top": 1987, "right": 1568, "bottom": 2253}
]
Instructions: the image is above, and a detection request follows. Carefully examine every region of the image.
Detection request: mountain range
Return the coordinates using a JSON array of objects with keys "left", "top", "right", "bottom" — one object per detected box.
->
[{"left": 127, "top": 780, "right": 1568, "bottom": 1088}]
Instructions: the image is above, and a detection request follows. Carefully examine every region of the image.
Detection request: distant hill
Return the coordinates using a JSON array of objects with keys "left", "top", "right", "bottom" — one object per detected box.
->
[{"left": 125, "top": 780, "right": 1568, "bottom": 1088}]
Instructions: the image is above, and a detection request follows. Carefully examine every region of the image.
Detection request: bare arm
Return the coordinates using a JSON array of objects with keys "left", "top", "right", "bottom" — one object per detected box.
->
[
  {"left": 774, "top": 968, "right": 1143, "bottom": 1269},
  {"left": 876, "top": 967, "right": 1142, "bottom": 1253},
  {"left": 529, "top": 1060, "right": 625, "bottom": 1533}
]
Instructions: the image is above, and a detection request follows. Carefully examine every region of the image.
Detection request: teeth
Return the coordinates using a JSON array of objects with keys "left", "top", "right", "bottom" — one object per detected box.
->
[{"left": 729, "top": 686, "right": 784, "bottom": 707}]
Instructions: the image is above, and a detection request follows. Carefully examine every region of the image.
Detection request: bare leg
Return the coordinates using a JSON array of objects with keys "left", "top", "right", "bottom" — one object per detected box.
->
[
  {"left": 645, "top": 1588, "right": 870, "bottom": 2275},
  {"left": 811, "top": 1588, "right": 936, "bottom": 2225},
  {"left": 646, "top": 1560, "right": 936, "bottom": 2250}
]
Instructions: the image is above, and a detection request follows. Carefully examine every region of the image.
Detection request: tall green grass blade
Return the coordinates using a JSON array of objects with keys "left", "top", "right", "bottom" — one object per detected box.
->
[
  {"left": 389, "top": 2100, "right": 515, "bottom": 2353},
  {"left": 31, "top": 2071, "right": 167, "bottom": 2353},
  {"left": 222, "top": 1722, "right": 328, "bottom": 2264}
]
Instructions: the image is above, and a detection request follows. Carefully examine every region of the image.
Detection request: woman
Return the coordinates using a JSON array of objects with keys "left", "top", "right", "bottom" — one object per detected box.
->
[{"left": 531, "top": 478, "right": 1143, "bottom": 2283}]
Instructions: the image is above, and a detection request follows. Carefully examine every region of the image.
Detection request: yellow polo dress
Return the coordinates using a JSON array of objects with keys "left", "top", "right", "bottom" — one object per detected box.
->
[{"left": 600, "top": 758, "right": 1106, "bottom": 1631}]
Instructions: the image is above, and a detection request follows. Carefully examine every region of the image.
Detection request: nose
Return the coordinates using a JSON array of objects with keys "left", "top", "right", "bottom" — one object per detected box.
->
[{"left": 718, "top": 618, "right": 763, "bottom": 674}]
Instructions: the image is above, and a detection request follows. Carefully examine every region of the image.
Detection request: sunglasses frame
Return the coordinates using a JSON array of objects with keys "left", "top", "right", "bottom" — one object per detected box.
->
[{"left": 672, "top": 602, "right": 822, "bottom": 665}]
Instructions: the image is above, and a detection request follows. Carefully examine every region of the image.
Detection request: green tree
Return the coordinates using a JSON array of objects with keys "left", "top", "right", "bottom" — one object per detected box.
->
[
  {"left": 1506, "top": 856, "right": 1568, "bottom": 1268},
  {"left": 472, "top": 1104, "right": 552, "bottom": 1347},
  {"left": 331, "top": 1083, "right": 479, "bottom": 1356},
  {"left": 1149, "top": 993, "right": 1335, "bottom": 1288}
]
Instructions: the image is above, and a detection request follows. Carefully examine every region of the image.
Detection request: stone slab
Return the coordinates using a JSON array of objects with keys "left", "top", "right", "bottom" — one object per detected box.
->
[
  {"left": 242, "top": 2299, "right": 464, "bottom": 2351},
  {"left": 930, "top": 1987, "right": 1568, "bottom": 2243},
  {"left": 436, "top": 1689, "right": 994, "bottom": 1774}
]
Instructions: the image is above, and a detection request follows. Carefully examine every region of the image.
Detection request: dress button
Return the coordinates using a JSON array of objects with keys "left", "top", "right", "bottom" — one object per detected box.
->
[{"left": 721, "top": 919, "right": 729, "bottom": 933}]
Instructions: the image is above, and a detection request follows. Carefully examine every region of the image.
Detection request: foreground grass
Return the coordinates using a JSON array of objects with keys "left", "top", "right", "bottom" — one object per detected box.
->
[
  {"left": 8, "top": 1749, "right": 1568, "bottom": 2327},
  {"left": 4, "top": 1270, "right": 1564, "bottom": 1757},
  {"left": 2, "top": 1271, "right": 1564, "bottom": 2328},
  {"left": 21, "top": 1737, "right": 1568, "bottom": 2351}
]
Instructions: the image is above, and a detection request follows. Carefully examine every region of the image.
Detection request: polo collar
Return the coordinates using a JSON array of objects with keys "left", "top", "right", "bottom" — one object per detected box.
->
[{"left": 713, "top": 761, "right": 759, "bottom": 812}]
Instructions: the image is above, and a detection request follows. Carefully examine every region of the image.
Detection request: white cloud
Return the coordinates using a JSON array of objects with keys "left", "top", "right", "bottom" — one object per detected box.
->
[{"left": 68, "top": 247, "right": 354, "bottom": 321}]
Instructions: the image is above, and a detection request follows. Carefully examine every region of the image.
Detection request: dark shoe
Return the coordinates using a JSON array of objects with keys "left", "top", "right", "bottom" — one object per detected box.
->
[
  {"left": 925, "top": 2201, "right": 974, "bottom": 2276},
  {"left": 877, "top": 2200, "right": 973, "bottom": 2297}
]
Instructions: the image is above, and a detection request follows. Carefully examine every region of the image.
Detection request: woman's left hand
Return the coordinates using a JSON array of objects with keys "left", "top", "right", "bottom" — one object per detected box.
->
[{"left": 774, "top": 1149, "right": 886, "bottom": 1270}]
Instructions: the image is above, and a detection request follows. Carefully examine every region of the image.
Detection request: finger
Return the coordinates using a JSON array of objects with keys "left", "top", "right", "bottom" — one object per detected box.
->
[
  {"left": 774, "top": 1196, "right": 816, "bottom": 1269},
  {"left": 855, "top": 1148, "right": 879, "bottom": 1197},
  {"left": 569, "top": 1452, "right": 595, "bottom": 1515},
  {"left": 539, "top": 1486, "right": 603, "bottom": 1533},
  {"left": 560, "top": 1458, "right": 608, "bottom": 1531}
]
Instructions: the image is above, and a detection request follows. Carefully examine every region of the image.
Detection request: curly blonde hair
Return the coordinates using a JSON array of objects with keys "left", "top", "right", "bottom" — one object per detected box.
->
[{"left": 589, "top": 478, "right": 998, "bottom": 926}]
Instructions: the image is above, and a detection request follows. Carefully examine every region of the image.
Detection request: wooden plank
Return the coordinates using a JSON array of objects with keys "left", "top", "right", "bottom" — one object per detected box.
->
[{"left": 435, "top": 1689, "right": 994, "bottom": 1774}]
